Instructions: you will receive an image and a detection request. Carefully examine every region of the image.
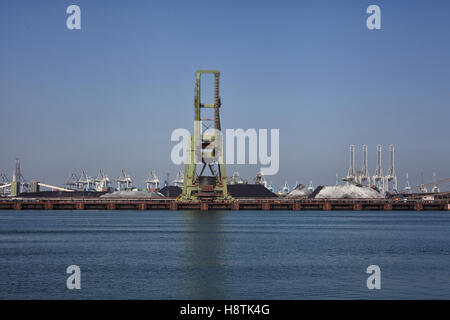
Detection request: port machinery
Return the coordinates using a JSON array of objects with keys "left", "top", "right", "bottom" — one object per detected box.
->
[
  {"left": 229, "top": 171, "right": 244, "bottom": 185},
  {"left": 94, "top": 169, "right": 111, "bottom": 191},
  {"left": 281, "top": 181, "right": 290, "bottom": 194},
  {"left": 340, "top": 144, "right": 449, "bottom": 195},
  {"left": 384, "top": 144, "right": 398, "bottom": 193},
  {"left": 173, "top": 170, "right": 184, "bottom": 187},
  {"left": 64, "top": 170, "right": 110, "bottom": 191},
  {"left": 77, "top": 169, "right": 95, "bottom": 191},
  {"left": 343, "top": 144, "right": 398, "bottom": 194},
  {"left": 253, "top": 171, "right": 267, "bottom": 188},
  {"left": 145, "top": 170, "right": 160, "bottom": 190},
  {"left": 345, "top": 144, "right": 356, "bottom": 184},
  {"left": 115, "top": 168, "right": 133, "bottom": 190},
  {"left": 181, "top": 70, "right": 231, "bottom": 201},
  {"left": 0, "top": 170, "right": 10, "bottom": 195},
  {"left": 372, "top": 144, "right": 385, "bottom": 192},
  {"left": 0, "top": 158, "right": 73, "bottom": 196},
  {"left": 65, "top": 172, "right": 81, "bottom": 190},
  {"left": 0, "top": 158, "right": 30, "bottom": 196},
  {"left": 343, "top": 144, "right": 370, "bottom": 188},
  {"left": 358, "top": 145, "right": 370, "bottom": 187},
  {"left": 404, "top": 173, "right": 411, "bottom": 192},
  {"left": 399, "top": 175, "right": 450, "bottom": 194},
  {"left": 431, "top": 172, "right": 440, "bottom": 193}
]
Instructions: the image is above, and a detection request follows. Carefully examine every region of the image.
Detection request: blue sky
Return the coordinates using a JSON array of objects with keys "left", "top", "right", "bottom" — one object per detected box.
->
[{"left": 1, "top": 0, "right": 449, "bottom": 191}]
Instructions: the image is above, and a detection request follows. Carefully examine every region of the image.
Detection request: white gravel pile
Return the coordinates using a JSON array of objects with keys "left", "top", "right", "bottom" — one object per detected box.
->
[
  {"left": 315, "top": 185, "right": 384, "bottom": 199},
  {"left": 100, "top": 191, "right": 166, "bottom": 199},
  {"left": 286, "top": 184, "right": 312, "bottom": 198}
]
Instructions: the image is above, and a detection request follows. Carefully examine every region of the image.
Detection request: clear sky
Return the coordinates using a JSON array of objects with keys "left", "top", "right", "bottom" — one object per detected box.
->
[{"left": 1, "top": 0, "right": 449, "bottom": 191}]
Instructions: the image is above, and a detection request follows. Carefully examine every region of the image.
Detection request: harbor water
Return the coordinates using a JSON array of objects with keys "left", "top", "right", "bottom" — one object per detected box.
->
[{"left": 1, "top": 210, "right": 450, "bottom": 299}]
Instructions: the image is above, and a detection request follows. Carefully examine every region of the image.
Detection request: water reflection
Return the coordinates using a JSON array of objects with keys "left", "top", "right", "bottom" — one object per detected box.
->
[{"left": 181, "top": 210, "right": 227, "bottom": 299}]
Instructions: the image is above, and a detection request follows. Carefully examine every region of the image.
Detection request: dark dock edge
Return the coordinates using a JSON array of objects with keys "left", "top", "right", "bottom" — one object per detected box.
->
[{"left": 0, "top": 198, "right": 449, "bottom": 211}]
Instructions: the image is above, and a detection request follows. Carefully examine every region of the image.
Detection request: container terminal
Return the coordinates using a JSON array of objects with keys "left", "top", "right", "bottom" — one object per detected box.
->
[{"left": 1, "top": 71, "right": 450, "bottom": 211}]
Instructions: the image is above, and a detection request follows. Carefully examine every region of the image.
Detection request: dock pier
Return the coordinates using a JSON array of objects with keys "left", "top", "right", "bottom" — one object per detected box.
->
[{"left": 0, "top": 198, "right": 449, "bottom": 211}]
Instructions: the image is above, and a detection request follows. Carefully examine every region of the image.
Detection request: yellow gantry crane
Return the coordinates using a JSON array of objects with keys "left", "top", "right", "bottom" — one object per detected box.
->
[{"left": 181, "top": 70, "right": 231, "bottom": 201}]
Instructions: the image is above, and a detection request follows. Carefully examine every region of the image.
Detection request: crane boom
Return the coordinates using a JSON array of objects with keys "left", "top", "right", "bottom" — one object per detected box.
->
[{"left": 399, "top": 177, "right": 450, "bottom": 193}]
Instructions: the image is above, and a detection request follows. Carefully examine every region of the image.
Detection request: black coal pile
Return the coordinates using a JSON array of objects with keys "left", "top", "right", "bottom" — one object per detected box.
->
[
  {"left": 18, "top": 191, "right": 107, "bottom": 198},
  {"left": 227, "top": 184, "right": 278, "bottom": 198},
  {"left": 159, "top": 184, "right": 278, "bottom": 198},
  {"left": 159, "top": 186, "right": 182, "bottom": 198}
]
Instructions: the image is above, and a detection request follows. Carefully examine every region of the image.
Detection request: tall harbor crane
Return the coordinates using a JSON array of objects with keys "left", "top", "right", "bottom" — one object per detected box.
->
[
  {"left": 282, "top": 181, "right": 290, "bottom": 194},
  {"left": 164, "top": 172, "right": 170, "bottom": 187},
  {"left": 372, "top": 145, "right": 385, "bottom": 193},
  {"left": 229, "top": 171, "right": 244, "bottom": 184},
  {"left": 432, "top": 172, "right": 440, "bottom": 193},
  {"left": 346, "top": 145, "right": 356, "bottom": 184},
  {"left": 10, "top": 158, "right": 29, "bottom": 195},
  {"left": 358, "top": 144, "right": 371, "bottom": 187},
  {"left": 115, "top": 169, "right": 133, "bottom": 190},
  {"left": 343, "top": 144, "right": 367, "bottom": 187},
  {"left": 0, "top": 170, "right": 10, "bottom": 195},
  {"left": 384, "top": 144, "right": 398, "bottom": 192},
  {"left": 399, "top": 175, "right": 450, "bottom": 193},
  {"left": 94, "top": 169, "right": 111, "bottom": 191},
  {"left": 308, "top": 180, "right": 314, "bottom": 192},
  {"left": 404, "top": 173, "right": 411, "bottom": 192},
  {"left": 145, "top": 170, "right": 160, "bottom": 190},
  {"left": 420, "top": 172, "right": 428, "bottom": 193},
  {"left": 181, "top": 70, "right": 230, "bottom": 201},
  {"left": 3, "top": 158, "right": 72, "bottom": 195},
  {"left": 254, "top": 171, "right": 267, "bottom": 188},
  {"left": 78, "top": 169, "right": 95, "bottom": 191},
  {"left": 173, "top": 170, "right": 184, "bottom": 187},
  {"left": 65, "top": 173, "right": 80, "bottom": 190}
]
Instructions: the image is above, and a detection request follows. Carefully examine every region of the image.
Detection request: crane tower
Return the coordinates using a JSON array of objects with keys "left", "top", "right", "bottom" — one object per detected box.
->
[
  {"left": 372, "top": 145, "right": 385, "bottom": 193},
  {"left": 10, "top": 158, "right": 29, "bottom": 196},
  {"left": 229, "top": 171, "right": 244, "bottom": 185},
  {"left": 282, "top": 181, "right": 290, "bottom": 194},
  {"left": 95, "top": 169, "right": 110, "bottom": 191},
  {"left": 432, "top": 172, "right": 440, "bottom": 193},
  {"left": 0, "top": 170, "right": 10, "bottom": 195},
  {"left": 254, "top": 171, "right": 267, "bottom": 188},
  {"left": 420, "top": 172, "right": 428, "bottom": 193},
  {"left": 181, "top": 70, "right": 230, "bottom": 201},
  {"left": 384, "top": 144, "right": 398, "bottom": 192},
  {"left": 404, "top": 173, "right": 411, "bottom": 192},
  {"left": 173, "top": 170, "right": 184, "bottom": 187},
  {"left": 65, "top": 173, "right": 80, "bottom": 190},
  {"left": 358, "top": 144, "right": 371, "bottom": 187},
  {"left": 78, "top": 169, "right": 95, "bottom": 191},
  {"left": 115, "top": 169, "right": 133, "bottom": 190},
  {"left": 346, "top": 145, "right": 356, "bottom": 184},
  {"left": 145, "top": 170, "right": 160, "bottom": 191}
]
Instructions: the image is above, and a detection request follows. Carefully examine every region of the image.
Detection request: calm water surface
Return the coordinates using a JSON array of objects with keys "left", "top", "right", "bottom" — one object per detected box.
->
[{"left": 0, "top": 210, "right": 449, "bottom": 299}]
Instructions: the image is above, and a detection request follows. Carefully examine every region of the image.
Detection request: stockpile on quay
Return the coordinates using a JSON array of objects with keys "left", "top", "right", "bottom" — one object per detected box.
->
[{"left": 0, "top": 185, "right": 449, "bottom": 211}]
